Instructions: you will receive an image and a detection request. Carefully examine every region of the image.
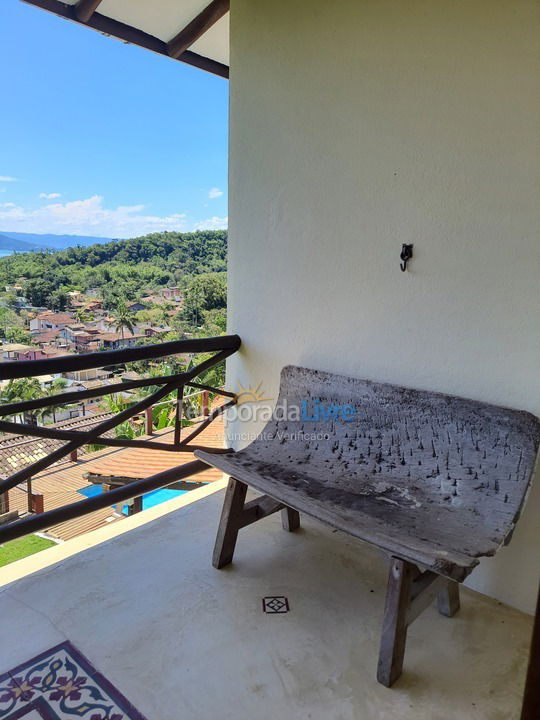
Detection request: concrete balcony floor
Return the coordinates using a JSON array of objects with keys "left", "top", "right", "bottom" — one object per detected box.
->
[{"left": 0, "top": 482, "right": 532, "bottom": 720}]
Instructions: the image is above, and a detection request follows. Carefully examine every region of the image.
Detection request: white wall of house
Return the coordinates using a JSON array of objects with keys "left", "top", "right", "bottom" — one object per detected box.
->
[{"left": 227, "top": 0, "right": 540, "bottom": 613}]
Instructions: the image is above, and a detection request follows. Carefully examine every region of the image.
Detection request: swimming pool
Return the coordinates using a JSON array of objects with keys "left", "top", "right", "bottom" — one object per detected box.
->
[{"left": 77, "top": 483, "right": 203, "bottom": 515}]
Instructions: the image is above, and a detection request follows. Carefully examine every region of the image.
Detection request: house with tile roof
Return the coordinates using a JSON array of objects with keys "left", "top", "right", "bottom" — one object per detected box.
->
[{"left": 29, "top": 311, "right": 74, "bottom": 334}]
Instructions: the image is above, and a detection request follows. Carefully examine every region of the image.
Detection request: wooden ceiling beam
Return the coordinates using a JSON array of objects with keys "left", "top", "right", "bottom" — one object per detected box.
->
[
  {"left": 75, "top": 0, "right": 103, "bottom": 23},
  {"left": 167, "top": 0, "right": 229, "bottom": 59},
  {"left": 20, "top": 0, "right": 229, "bottom": 79}
]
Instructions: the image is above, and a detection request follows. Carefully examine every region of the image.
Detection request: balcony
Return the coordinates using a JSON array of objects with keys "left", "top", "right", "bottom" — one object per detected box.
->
[
  {"left": 0, "top": 481, "right": 532, "bottom": 719},
  {"left": 0, "top": 338, "right": 534, "bottom": 719},
  {"left": 0, "top": 335, "right": 240, "bottom": 540}
]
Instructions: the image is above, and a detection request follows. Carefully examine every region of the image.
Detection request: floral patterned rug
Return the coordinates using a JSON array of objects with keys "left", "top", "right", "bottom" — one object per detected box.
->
[{"left": 0, "top": 642, "right": 147, "bottom": 720}]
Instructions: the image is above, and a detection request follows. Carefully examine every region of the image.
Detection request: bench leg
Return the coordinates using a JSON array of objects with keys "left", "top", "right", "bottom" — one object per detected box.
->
[
  {"left": 212, "top": 477, "right": 248, "bottom": 569},
  {"left": 377, "top": 558, "right": 416, "bottom": 687},
  {"left": 213, "top": 481, "right": 300, "bottom": 569},
  {"left": 281, "top": 507, "right": 300, "bottom": 531},
  {"left": 437, "top": 580, "right": 460, "bottom": 617},
  {"left": 377, "top": 559, "right": 461, "bottom": 686}
]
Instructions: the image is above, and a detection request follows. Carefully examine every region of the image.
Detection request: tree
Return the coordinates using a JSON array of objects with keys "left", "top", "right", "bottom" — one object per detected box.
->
[
  {"left": 0, "top": 231, "right": 227, "bottom": 304},
  {"left": 187, "top": 352, "right": 226, "bottom": 390},
  {"left": 5, "top": 327, "right": 32, "bottom": 344},
  {"left": 75, "top": 308, "right": 93, "bottom": 323},
  {"left": 0, "top": 307, "right": 23, "bottom": 338},
  {"left": 112, "top": 300, "right": 135, "bottom": 340},
  {"left": 135, "top": 307, "right": 168, "bottom": 326},
  {"left": 101, "top": 394, "right": 147, "bottom": 441},
  {"left": 181, "top": 272, "right": 227, "bottom": 326},
  {"left": 25, "top": 279, "right": 54, "bottom": 307},
  {"left": 200, "top": 308, "right": 227, "bottom": 336},
  {"left": 48, "top": 289, "right": 68, "bottom": 312},
  {"left": 101, "top": 285, "right": 135, "bottom": 310},
  {"left": 45, "top": 378, "right": 68, "bottom": 423},
  {"left": 2, "top": 378, "right": 45, "bottom": 426},
  {"left": 2, "top": 293, "right": 20, "bottom": 309}
]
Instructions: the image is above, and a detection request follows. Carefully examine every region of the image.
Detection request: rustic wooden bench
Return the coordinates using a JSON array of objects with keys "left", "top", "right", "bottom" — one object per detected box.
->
[{"left": 196, "top": 366, "right": 540, "bottom": 686}]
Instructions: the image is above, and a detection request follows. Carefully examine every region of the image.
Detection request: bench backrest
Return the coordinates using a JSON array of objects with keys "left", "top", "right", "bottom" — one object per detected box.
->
[{"left": 267, "top": 366, "right": 540, "bottom": 542}]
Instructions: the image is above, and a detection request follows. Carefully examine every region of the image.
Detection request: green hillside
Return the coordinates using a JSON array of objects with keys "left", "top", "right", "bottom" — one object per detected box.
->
[{"left": 0, "top": 230, "right": 227, "bottom": 307}]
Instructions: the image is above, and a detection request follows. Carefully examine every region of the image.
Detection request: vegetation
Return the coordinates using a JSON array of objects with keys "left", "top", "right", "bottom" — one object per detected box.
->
[
  {"left": 0, "top": 230, "right": 229, "bottom": 433},
  {"left": 0, "top": 230, "right": 227, "bottom": 309},
  {"left": 111, "top": 300, "right": 135, "bottom": 339},
  {"left": 2, "top": 377, "right": 69, "bottom": 424},
  {"left": 2, "top": 378, "right": 45, "bottom": 424},
  {"left": 49, "top": 289, "right": 69, "bottom": 312},
  {"left": 0, "top": 307, "right": 25, "bottom": 338},
  {"left": 4, "top": 327, "right": 32, "bottom": 345},
  {"left": 0, "top": 534, "right": 56, "bottom": 567},
  {"left": 181, "top": 272, "right": 227, "bottom": 326}
]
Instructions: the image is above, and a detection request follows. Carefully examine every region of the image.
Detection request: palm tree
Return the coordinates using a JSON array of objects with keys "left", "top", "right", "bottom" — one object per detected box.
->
[
  {"left": 3, "top": 378, "right": 46, "bottom": 426},
  {"left": 45, "top": 378, "right": 68, "bottom": 423},
  {"left": 112, "top": 300, "right": 135, "bottom": 341},
  {"left": 2, "top": 377, "right": 70, "bottom": 426},
  {"left": 75, "top": 308, "right": 92, "bottom": 324}
]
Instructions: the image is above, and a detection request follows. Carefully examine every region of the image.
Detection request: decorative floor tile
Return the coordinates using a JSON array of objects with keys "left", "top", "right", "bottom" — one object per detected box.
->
[
  {"left": 0, "top": 642, "right": 147, "bottom": 720},
  {"left": 262, "top": 596, "right": 289, "bottom": 613}
]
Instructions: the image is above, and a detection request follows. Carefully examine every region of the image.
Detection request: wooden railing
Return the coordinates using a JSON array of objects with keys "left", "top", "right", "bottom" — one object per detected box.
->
[{"left": 0, "top": 334, "right": 241, "bottom": 543}]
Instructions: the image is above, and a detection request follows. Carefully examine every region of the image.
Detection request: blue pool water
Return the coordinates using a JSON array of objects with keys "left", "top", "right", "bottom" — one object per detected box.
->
[{"left": 77, "top": 484, "right": 202, "bottom": 515}]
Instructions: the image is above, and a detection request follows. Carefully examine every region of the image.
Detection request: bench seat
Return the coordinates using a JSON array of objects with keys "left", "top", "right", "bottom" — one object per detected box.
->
[
  {"left": 196, "top": 365, "right": 540, "bottom": 685},
  {"left": 198, "top": 366, "right": 539, "bottom": 581}
]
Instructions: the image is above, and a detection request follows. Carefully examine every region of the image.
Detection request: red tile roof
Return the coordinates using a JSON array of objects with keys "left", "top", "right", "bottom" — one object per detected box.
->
[
  {"left": 5, "top": 413, "right": 225, "bottom": 541},
  {"left": 36, "top": 312, "right": 73, "bottom": 323},
  {"left": 35, "top": 329, "right": 61, "bottom": 343}
]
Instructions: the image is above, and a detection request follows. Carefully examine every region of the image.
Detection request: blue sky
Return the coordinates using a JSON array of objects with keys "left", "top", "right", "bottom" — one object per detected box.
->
[{"left": 0, "top": 0, "right": 228, "bottom": 238}]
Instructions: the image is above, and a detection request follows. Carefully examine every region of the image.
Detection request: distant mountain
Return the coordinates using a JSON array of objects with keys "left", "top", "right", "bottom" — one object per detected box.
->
[
  {"left": 0, "top": 233, "right": 49, "bottom": 252},
  {"left": 0, "top": 231, "right": 115, "bottom": 250}
]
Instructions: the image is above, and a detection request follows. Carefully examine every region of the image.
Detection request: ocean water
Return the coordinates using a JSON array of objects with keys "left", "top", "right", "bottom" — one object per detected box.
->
[{"left": 0, "top": 251, "right": 14, "bottom": 258}]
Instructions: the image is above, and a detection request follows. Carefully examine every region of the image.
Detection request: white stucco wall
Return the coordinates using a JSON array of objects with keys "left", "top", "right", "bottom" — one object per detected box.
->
[{"left": 227, "top": 0, "right": 540, "bottom": 613}]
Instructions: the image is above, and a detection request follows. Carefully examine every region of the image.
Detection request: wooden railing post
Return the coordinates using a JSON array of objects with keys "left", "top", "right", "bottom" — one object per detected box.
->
[
  {"left": 145, "top": 406, "right": 153, "bottom": 435},
  {"left": 0, "top": 492, "right": 8, "bottom": 514},
  {"left": 27, "top": 479, "right": 33, "bottom": 514},
  {"left": 174, "top": 386, "right": 184, "bottom": 445},
  {"left": 32, "top": 493, "right": 44, "bottom": 515},
  {"left": 0, "top": 335, "right": 240, "bottom": 543},
  {"left": 124, "top": 496, "right": 143, "bottom": 516}
]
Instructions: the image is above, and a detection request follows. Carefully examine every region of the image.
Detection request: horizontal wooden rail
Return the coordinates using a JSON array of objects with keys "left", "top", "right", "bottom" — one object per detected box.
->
[
  {"left": 0, "top": 374, "right": 185, "bottom": 495},
  {"left": 0, "top": 334, "right": 240, "bottom": 381},
  {"left": 0, "top": 460, "right": 209, "bottom": 544},
  {"left": 176, "top": 398, "right": 236, "bottom": 446},
  {"left": 0, "top": 335, "right": 240, "bottom": 540},
  {"left": 0, "top": 346, "right": 233, "bottom": 496},
  {"left": 0, "top": 372, "right": 179, "bottom": 416},
  {"left": 0, "top": 403, "right": 235, "bottom": 452},
  {"left": 0, "top": 413, "right": 113, "bottom": 450},
  {"left": 0, "top": 370, "right": 235, "bottom": 418},
  {"left": 185, "top": 381, "right": 236, "bottom": 399}
]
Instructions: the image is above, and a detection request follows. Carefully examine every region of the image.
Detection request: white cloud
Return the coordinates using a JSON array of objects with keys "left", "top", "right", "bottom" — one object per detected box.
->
[
  {"left": 0, "top": 202, "right": 16, "bottom": 209},
  {"left": 0, "top": 195, "right": 188, "bottom": 238},
  {"left": 208, "top": 187, "right": 223, "bottom": 199},
  {"left": 0, "top": 176, "right": 17, "bottom": 182},
  {"left": 39, "top": 192, "right": 62, "bottom": 200},
  {"left": 193, "top": 215, "right": 228, "bottom": 231}
]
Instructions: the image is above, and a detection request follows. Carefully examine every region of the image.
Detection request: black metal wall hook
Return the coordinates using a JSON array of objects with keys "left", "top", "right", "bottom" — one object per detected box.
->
[{"left": 400, "top": 244, "right": 413, "bottom": 272}]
